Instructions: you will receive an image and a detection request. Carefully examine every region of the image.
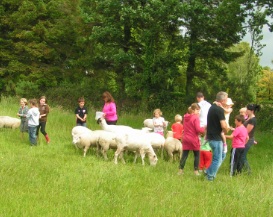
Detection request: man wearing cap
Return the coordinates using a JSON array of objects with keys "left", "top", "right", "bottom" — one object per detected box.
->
[{"left": 206, "top": 91, "right": 229, "bottom": 181}]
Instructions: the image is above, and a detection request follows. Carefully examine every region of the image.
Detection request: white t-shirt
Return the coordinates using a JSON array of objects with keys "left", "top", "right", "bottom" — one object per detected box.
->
[
  {"left": 198, "top": 100, "right": 211, "bottom": 127},
  {"left": 153, "top": 117, "right": 165, "bottom": 133}
]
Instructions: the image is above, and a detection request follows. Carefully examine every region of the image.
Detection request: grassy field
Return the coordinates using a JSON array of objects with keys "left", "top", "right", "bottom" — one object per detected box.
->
[{"left": 0, "top": 97, "right": 272, "bottom": 217}]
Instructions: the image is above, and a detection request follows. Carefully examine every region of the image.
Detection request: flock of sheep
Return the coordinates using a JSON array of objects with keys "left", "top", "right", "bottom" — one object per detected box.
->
[
  {"left": 0, "top": 115, "right": 183, "bottom": 166},
  {"left": 72, "top": 114, "right": 183, "bottom": 166}
]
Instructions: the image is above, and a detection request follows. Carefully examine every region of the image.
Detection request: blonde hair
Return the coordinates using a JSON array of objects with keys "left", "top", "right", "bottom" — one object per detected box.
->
[
  {"left": 239, "top": 107, "right": 246, "bottom": 113},
  {"left": 20, "top": 98, "right": 28, "bottom": 105},
  {"left": 153, "top": 108, "right": 162, "bottom": 116},
  {"left": 174, "top": 114, "right": 182, "bottom": 122}
]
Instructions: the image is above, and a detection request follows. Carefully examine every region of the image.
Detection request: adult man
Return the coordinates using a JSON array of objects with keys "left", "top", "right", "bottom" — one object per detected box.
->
[
  {"left": 206, "top": 91, "right": 229, "bottom": 181},
  {"left": 196, "top": 92, "right": 211, "bottom": 128}
]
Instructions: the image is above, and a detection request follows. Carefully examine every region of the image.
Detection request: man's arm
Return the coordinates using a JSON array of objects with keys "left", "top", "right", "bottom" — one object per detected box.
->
[{"left": 220, "top": 120, "right": 229, "bottom": 134}]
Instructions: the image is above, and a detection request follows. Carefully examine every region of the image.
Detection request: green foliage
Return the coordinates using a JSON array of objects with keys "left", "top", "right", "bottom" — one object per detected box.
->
[{"left": 15, "top": 80, "right": 39, "bottom": 99}]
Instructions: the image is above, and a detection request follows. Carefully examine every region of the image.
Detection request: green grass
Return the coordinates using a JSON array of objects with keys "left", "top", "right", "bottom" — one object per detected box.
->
[{"left": 0, "top": 97, "right": 272, "bottom": 217}]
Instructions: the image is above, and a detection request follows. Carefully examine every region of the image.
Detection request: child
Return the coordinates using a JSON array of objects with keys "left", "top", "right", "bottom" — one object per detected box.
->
[
  {"left": 199, "top": 140, "right": 212, "bottom": 173},
  {"left": 153, "top": 108, "right": 166, "bottom": 136},
  {"left": 75, "top": 97, "right": 88, "bottom": 127},
  {"left": 37, "top": 96, "right": 50, "bottom": 143},
  {"left": 220, "top": 97, "right": 234, "bottom": 153},
  {"left": 171, "top": 114, "right": 183, "bottom": 141},
  {"left": 225, "top": 115, "right": 249, "bottom": 176},
  {"left": 26, "top": 99, "right": 40, "bottom": 146},
  {"left": 17, "top": 98, "right": 29, "bottom": 139},
  {"left": 239, "top": 107, "right": 248, "bottom": 120}
]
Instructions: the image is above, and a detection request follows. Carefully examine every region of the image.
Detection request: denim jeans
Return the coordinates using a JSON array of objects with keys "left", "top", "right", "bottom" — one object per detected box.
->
[
  {"left": 241, "top": 138, "right": 254, "bottom": 174},
  {"left": 29, "top": 126, "right": 37, "bottom": 145},
  {"left": 206, "top": 140, "right": 224, "bottom": 180}
]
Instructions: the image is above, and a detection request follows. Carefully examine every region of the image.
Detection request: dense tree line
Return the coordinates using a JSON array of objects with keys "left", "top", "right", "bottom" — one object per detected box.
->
[{"left": 0, "top": 0, "right": 272, "bottom": 111}]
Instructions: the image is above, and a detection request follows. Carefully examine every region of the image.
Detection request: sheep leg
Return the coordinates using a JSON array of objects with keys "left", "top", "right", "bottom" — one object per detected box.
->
[
  {"left": 139, "top": 149, "right": 145, "bottom": 166},
  {"left": 161, "top": 147, "right": 164, "bottom": 159},
  {"left": 83, "top": 146, "right": 89, "bottom": 157},
  {"left": 101, "top": 149, "right": 108, "bottom": 160},
  {"left": 168, "top": 151, "right": 173, "bottom": 162},
  {"left": 119, "top": 151, "right": 126, "bottom": 164},
  {"left": 133, "top": 152, "right": 139, "bottom": 164},
  {"left": 114, "top": 148, "right": 123, "bottom": 164}
]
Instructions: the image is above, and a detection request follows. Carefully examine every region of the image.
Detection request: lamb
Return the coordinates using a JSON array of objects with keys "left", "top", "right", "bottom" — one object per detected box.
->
[
  {"left": 164, "top": 131, "right": 183, "bottom": 162},
  {"left": 143, "top": 118, "right": 169, "bottom": 131},
  {"left": 0, "top": 116, "right": 21, "bottom": 129},
  {"left": 114, "top": 131, "right": 158, "bottom": 166}
]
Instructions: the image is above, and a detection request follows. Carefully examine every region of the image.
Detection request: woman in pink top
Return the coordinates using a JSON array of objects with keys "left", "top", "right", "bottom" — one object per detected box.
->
[
  {"left": 178, "top": 103, "right": 205, "bottom": 176},
  {"left": 225, "top": 115, "right": 249, "bottom": 176},
  {"left": 102, "top": 91, "right": 118, "bottom": 125}
]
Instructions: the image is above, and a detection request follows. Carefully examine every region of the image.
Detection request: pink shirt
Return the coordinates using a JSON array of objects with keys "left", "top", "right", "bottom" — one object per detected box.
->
[
  {"left": 232, "top": 125, "right": 248, "bottom": 148},
  {"left": 102, "top": 102, "right": 118, "bottom": 121}
]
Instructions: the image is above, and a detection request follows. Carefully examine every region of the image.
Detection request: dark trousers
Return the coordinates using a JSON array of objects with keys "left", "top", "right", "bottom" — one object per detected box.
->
[
  {"left": 106, "top": 120, "right": 117, "bottom": 125},
  {"left": 37, "top": 121, "right": 47, "bottom": 136},
  {"left": 179, "top": 150, "right": 200, "bottom": 171},
  {"left": 230, "top": 148, "right": 245, "bottom": 176}
]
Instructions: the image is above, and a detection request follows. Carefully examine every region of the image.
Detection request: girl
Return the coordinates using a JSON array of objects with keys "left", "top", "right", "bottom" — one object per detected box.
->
[
  {"left": 153, "top": 109, "right": 166, "bottom": 136},
  {"left": 225, "top": 115, "right": 249, "bottom": 176},
  {"left": 178, "top": 103, "right": 205, "bottom": 176},
  {"left": 17, "top": 98, "right": 29, "bottom": 138},
  {"left": 102, "top": 91, "right": 118, "bottom": 125},
  {"left": 37, "top": 96, "right": 50, "bottom": 143}
]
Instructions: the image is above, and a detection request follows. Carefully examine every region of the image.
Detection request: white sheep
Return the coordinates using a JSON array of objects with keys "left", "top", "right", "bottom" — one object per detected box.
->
[
  {"left": 114, "top": 131, "right": 158, "bottom": 166},
  {"left": 0, "top": 116, "right": 21, "bottom": 129},
  {"left": 71, "top": 126, "right": 92, "bottom": 137},
  {"left": 96, "top": 116, "right": 134, "bottom": 134},
  {"left": 96, "top": 131, "right": 118, "bottom": 160},
  {"left": 147, "top": 132, "right": 165, "bottom": 159},
  {"left": 72, "top": 132, "right": 99, "bottom": 157},
  {"left": 143, "top": 118, "right": 169, "bottom": 131},
  {"left": 164, "top": 131, "right": 182, "bottom": 162}
]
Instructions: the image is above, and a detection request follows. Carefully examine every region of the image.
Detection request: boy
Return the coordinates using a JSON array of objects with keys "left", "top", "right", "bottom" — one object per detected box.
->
[
  {"left": 75, "top": 97, "right": 88, "bottom": 127},
  {"left": 225, "top": 115, "right": 249, "bottom": 176},
  {"left": 26, "top": 99, "right": 40, "bottom": 146}
]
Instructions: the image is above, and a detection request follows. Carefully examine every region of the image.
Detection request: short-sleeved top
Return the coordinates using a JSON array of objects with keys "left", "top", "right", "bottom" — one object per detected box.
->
[
  {"left": 153, "top": 117, "right": 165, "bottom": 134},
  {"left": 232, "top": 125, "right": 248, "bottom": 148},
  {"left": 198, "top": 100, "right": 211, "bottom": 127},
  {"left": 206, "top": 104, "right": 225, "bottom": 141},
  {"left": 75, "top": 106, "right": 88, "bottom": 124},
  {"left": 171, "top": 123, "right": 184, "bottom": 140},
  {"left": 243, "top": 117, "right": 256, "bottom": 139}
]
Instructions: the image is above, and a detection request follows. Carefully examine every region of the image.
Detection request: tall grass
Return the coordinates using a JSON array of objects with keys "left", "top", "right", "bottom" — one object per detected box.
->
[{"left": 0, "top": 97, "right": 272, "bottom": 217}]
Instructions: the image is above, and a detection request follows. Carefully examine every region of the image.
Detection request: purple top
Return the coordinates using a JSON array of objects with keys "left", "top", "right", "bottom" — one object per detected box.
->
[{"left": 102, "top": 102, "right": 118, "bottom": 121}]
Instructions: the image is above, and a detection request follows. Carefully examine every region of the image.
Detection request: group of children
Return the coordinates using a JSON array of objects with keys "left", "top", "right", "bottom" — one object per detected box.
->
[
  {"left": 17, "top": 97, "right": 50, "bottom": 146},
  {"left": 152, "top": 97, "right": 251, "bottom": 177}
]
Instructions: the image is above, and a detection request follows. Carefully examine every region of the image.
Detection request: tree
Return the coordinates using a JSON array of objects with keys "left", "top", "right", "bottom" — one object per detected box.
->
[
  {"left": 257, "top": 67, "right": 273, "bottom": 102},
  {"left": 226, "top": 42, "right": 261, "bottom": 105},
  {"left": 0, "top": 0, "right": 83, "bottom": 95}
]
